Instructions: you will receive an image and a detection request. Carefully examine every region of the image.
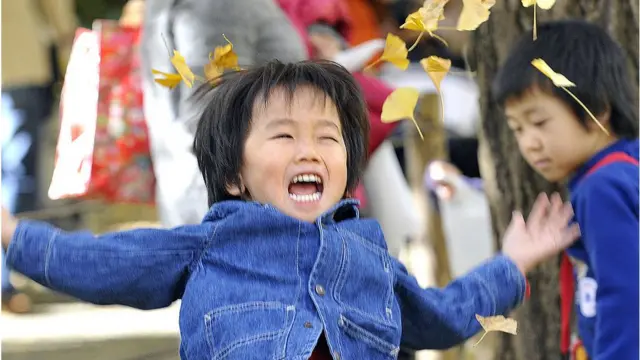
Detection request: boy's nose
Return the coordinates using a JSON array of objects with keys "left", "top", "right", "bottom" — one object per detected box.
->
[
  {"left": 520, "top": 132, "right": 543, "bottom": 152},
  {"left": 294, "top": 140, "right": 321, "bottom": 163}
]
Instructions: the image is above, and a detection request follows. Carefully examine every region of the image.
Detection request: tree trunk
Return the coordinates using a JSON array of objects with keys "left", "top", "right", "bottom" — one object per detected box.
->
[{"left": 471, "top": 1, "right": 638, "bottom": 359}]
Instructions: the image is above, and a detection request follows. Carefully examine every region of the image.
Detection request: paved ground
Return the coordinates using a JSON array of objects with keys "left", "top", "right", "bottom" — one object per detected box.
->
[{"left": 2, "top": 301, "right": 181, "bottom": 360}]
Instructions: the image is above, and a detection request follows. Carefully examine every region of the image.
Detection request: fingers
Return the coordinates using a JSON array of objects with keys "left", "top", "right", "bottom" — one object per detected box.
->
[
  {"left": 527, "top": 193, "right": 550, "bottom": 230},
  {"left": 504, "top": 210, "right": 526, "bottom": 237},
  {"left": 559, "top": 223, "right": 581, "bottom": 249},
  {"left": 513, "top": 210, "right": 526, "bottom": 227}
]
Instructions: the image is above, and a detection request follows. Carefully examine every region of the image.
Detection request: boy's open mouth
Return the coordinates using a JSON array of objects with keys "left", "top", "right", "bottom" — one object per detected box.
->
[{"left": 288, "top": 173, "right": 324, "bottom": 202}]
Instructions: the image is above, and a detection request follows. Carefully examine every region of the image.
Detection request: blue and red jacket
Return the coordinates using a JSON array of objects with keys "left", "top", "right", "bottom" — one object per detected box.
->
[{"left": 562, "top": 139, "right": 639, "bottom": 359}]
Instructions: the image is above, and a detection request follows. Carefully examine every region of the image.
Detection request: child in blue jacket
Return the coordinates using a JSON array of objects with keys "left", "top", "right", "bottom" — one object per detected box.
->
[
  {"left": 493, "top": 20, "right": 639, "bottom": 360},
  {"left": 2, "top": 60, "right": 579, "bottom": 360}
]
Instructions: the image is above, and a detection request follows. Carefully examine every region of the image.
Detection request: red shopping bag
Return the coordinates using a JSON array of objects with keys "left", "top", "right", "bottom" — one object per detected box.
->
[{"left": 49, "top": 20, "right": 155, "bottom": 204}]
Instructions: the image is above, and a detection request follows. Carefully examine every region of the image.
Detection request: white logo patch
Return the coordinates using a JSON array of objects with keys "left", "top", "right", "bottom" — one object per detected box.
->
[{"left": 577, "top": 277, "right": 598, "bottom": 318}]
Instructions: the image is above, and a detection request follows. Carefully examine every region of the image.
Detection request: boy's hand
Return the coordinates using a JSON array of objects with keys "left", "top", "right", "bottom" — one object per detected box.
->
[
  {"left": 502, "top": 193, "right": 580, "bottom": 275},
  {"left": 2, "top": 207, "right": 18, "bottom": 250}
]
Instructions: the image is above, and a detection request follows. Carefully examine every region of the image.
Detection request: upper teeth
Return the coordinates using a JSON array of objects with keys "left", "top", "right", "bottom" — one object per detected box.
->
[{"left": 292, "top": 174, "right": 322, "bottom": 184}]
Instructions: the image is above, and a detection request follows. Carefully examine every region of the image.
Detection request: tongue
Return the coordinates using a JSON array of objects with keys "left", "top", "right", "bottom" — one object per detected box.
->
[{"left": 289, "top": 183, "right": 317, "bottom": 195}]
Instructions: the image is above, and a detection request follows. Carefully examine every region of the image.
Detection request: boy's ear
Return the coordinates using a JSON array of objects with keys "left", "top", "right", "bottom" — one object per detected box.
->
[
  {"left": 226, "top": 177, "right": 244, "bottom": 196},
  {"left": 588, "top": 106, "right": 611, "bottom": 131}
]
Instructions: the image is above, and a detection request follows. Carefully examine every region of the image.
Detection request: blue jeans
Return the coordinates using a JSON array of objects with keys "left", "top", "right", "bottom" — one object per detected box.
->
[{"left": 1, "top": 87, "right": 52, "bottom": 295}]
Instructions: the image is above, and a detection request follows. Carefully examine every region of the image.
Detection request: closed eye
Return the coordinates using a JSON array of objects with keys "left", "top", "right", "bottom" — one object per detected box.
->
[
  {"left": 509, "top": 126, "right": 522, "bottom": 134},
  {"left": 532, "top": 119, "right": 548, "bottom": 127},
  {"left": 320, "top": 136, "right": 340, "bottom": 143},
  {"left": 272, "top": 133, "right": 293, "bottom": 140}
]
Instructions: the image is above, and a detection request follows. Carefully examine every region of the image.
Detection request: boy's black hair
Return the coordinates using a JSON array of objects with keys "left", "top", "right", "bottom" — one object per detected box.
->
[
  {"left": 493, "top": 20, "right": 638, "bottom": 138},
  {"left": 193, "top": 60, "right": 370, "bottom": 206}
]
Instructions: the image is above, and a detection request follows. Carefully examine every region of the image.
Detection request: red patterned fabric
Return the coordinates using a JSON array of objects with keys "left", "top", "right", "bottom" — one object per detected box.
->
[{"left": 50, "top": 20, "right": 155, "bottom": 204}]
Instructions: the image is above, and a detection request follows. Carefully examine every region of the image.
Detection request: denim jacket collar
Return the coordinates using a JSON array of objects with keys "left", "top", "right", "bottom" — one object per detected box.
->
[{"left": 202, "top": 198, "right": 360, "bottom": 225}]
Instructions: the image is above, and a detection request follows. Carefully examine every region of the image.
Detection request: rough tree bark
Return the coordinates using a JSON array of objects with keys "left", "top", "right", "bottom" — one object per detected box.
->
[{"left": 471, "top": 1, "right": 638, "bottom": 359}]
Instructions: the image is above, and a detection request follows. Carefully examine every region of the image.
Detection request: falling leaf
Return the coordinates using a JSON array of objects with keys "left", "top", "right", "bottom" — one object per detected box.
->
[
  {"left": 381, "top": 87, "right": 424, "bottom": 139},
  {"left": 421, "top": 56, "right": 451, "bottom": 92},
  {"left": 366, "top": 33, "right": 410, "bottom": 70},
  {"left": 521, "top": 0, "right": 556, "bottom": 39},
  {"left": 204, "top": 59, "right": 223, "bottom": 82},
  {"left": 170, "top": 50, "right": 195, "bottom": 88},
  {"left": 203, "top": 35, "right": 240, "bottom": 83},
  {"left": 212, "top": 35, "right": 239, "bottom": 69},
  {"left": 531, "top": 59, "right": 609, "bottom": 135},
  {"left": 457, "top": 0, "right": 496, "bottom": 31},
  {"left": 151, "top": 69, "right": 182, "bottom": 89},
  {"left": 399, "top": 1, "right": 450, "bottom": 49},
  {"left": 521, "top": 0, "right": 555, "bottom": 9},
  {"left": 420, "top": 56, "right": 451, "bottom": 126},
  {"left": 530, "top": 59, "right": 574, "bottom": 87},
  {"left": 474, "top": 314, "right": 518, "bottom": 346},
  {"left": 400, "top": 2, "right": 445, "bottom": 33}
]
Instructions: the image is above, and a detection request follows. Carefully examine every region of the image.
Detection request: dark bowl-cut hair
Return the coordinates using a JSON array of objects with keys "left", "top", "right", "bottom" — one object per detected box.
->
[
  {"left": 192, "top": 60, "right": 370, "bottom": 207},
  {"left": 492, "top": 20, "right": 638, "bottom": 138}
]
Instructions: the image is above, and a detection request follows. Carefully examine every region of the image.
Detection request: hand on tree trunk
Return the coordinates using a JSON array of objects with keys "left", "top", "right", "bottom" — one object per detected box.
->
[{"left": 501, "top": 192, "right": 581, "bottom": 275}]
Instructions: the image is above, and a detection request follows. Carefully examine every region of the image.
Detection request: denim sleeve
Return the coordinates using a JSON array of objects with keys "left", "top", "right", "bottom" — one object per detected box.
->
[
  {"left": 6, "top": 220, "right": 208, "bottom": 309},
  {"left": 394, "top": 254, "right": 526, "bottom": 350}
]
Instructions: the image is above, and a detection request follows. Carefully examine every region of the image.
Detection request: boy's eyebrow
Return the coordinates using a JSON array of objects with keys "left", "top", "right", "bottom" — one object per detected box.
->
[
  {"left": 266, "top": 118, "right": 341, "bottom": 131},
  {"left": 265, "top": 118, "right": 296, "bottom": 129},
  {"left": 316, "top": 119, "right": 341, "bottom": 131}
]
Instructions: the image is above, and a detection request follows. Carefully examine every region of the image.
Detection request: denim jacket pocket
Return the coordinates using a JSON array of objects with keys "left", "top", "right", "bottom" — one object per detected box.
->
[
  {"left": 338, "top": 315, "right": 400, "bottom": 358},
  {"left": 334, "top": 229, "right": 395, "bottom": 327},
  {"left": 204, "top": 301, "right": 295, "bottom": 360}
]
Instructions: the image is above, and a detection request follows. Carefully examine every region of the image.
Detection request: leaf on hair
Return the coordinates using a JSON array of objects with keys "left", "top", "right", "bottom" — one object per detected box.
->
[{"left": 531, "top": 59, "right": 609, "bottom": 135}]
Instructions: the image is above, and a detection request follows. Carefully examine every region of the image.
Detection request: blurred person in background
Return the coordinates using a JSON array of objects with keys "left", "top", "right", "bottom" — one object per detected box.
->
[
  {"left": 139, "top": 0, "right": 307, "bottom": 227},
  {"left": 1, "top": 0, "right": 78, "bottom": 313}
]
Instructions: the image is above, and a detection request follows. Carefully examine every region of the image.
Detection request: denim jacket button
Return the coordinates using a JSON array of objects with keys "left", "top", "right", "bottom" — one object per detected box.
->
[
  {"left": 315, "top": 284, "right": 326, "bottom": 296},
  {"left": 333, "top": 351, "right": 340, "bottom": 360},
  {"left": 304, "top": 321, "right": 313, "bottom": 328}
]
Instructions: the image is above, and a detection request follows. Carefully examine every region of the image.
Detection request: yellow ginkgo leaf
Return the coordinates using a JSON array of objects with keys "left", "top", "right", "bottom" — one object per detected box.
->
[
  {"left": 204, "top": 61, "right": 223, "bottom": 83},
  {"left": 381, "top": 87, "right": 424, "bottom": 139},
  {"left": 457, "top": 0, "right": 496, "bottom": 31},
  {"left": 151, "top": 69, "right": 182, "bottom": 89},
  {"left": 400, "top": 3, "right": 445, "bottom": 33},
  {"left": 376, "top": 33, "right": 410, "bottom": 70},
  {"left": 537, "top": 0, "right": 556, "bottom": 9},
  {"left": 521, "top": 0, "right": 556, "bottom": 39},
  {"left": 170, "top": 50, "right": 195, "bottom": 88},
  {"left": 400, "top": 9, "right": 428, "bottom": 31},
  {"left": 203, "top": 35, "right": 240, "bottom": 83},
  {"left": 474, "top": 314, "right": 518, "bottom": 346},
  {"left": 531, "top": 58, "right": 574, "bottom": 87},
  {"left": 420, "top": 56, "right": 451, "bottom": 126},
  {"left": 399, "top": 1, "right": 450, "bottom": 48},
  {"left": 421, "top": 56, "right": 451, "bottom": 93},
  {"left": 212, "top": 34, "right": 239, "bottom": 70},
  {"left": 531, "top": 59, "right": 609, "bottom": 135}
]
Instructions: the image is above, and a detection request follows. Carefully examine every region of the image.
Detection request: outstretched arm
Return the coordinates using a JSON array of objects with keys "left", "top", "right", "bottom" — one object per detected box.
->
[
  {"left": 395, "top": 255, "right": 526, "bottom": 350},
  {"left": 2, "top": 210, "right": 206, "bottom": 309},
  {"left": 396, "top": 193, "right": 579, "bottom": 350}
]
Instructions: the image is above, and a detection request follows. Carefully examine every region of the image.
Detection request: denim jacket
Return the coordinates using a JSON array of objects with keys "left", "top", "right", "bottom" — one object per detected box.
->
[{"left": 7, "top": 199, "right": 526, "bottom": 360}]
